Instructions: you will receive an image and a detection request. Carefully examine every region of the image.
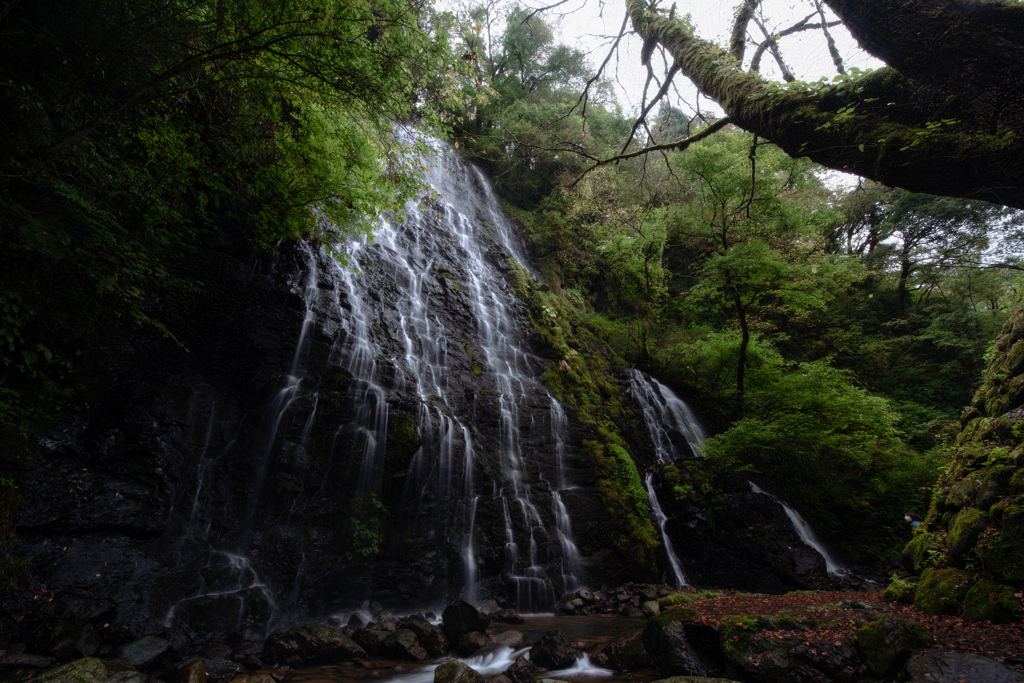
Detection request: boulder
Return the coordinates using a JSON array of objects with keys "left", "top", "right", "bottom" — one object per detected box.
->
[
  {"left": 962, "top": 580, "right": 1021, "bottom": 623},
  {"left": 263, "top": 625, "right": 367, "bottom": 665},
  {"left": 641, "top": 601, "right": 660, "bottom": 617},
  {"left": 641, "top": 607, "right": 705, "bottom": 678},
  {"left": 914, "top": 568, "right": 976, "bottom": 616},
  {"left": 719, "top": 614, "right": 861, "bottom": 683},
  {"left": 494, "top": 609, "right": 525, "bottom": 625},
  {"left": 351, "top": 628, "right": 391, "bottom": 655},
  {"left": 588, "top": 630, "right": 649, "bottom": 672},
  {"left": 528, "top": 630, "right": 579, "bottom": 670},
  {"left": 117, "top": 636, "right": 173, "bottom": 669},
  {"left": 435, "top": 661, "right": 485, "bottom": 683},
  {"left": 456, "top": 631, "right": 492, "bottom": 657},
  {"left": 442, "top": 602, "right": 490, "bottom": 644},
  {"left": 179, "top": 660, "right": 207, "bottom": 683},
  {"left": 854, "top": 616, "right": 934, "bottom": 678},
  {"left": 383, "top": 629, "right": 429, "bottom": 661},
  {"left": 504, "top": 656, "right": 534, "bottom": 683},
  {"left": 33, "top": 657, "right": 108, "bottom": 683},
  {"left": 905, "top": 652, "right": 1024, "bottom": 682},
  {"left": 401, "top": 619, "right": 450, "bottom": 657}
]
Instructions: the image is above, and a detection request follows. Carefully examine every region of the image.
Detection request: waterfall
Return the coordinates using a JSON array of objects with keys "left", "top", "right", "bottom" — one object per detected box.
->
[
  {"left": 645, "top": 473, "right": 687, "bottom": 587},
  {"left": 625, "top": 369, "right": 706, "bottom": 461},
  {"left": 549, "top": 397, "right": 582, "bottom": 594},
  {"left": 748, "top": 482, "right": 843, "bottom": 573},
  {"left": 316, "top": 130, "right": 579, "bottom": 610},
  {"left": 626, "top": 369, "right": 706, "bottom": 586}
]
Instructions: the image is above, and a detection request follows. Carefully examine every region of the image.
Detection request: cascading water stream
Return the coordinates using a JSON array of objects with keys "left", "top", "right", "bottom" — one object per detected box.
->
[
  {"left": 314, "top": 131, "right": 579, "bottom": 610},
  {"left": 644, "top": 473, "right": 687, "bottom": 587},
  {"left": 626, "top": 369, "right": 706, "bottom": 586},
  {"left": 549, "top": 397, "right": 582, "bottom": 594},
  {"left": 748, "top": 482, "right": 844, "bottom": 573}
]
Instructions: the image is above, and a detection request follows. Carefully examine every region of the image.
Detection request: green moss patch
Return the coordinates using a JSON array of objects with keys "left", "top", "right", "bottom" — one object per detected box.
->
[
  {"left": 962, "top": 579, "right": 1021, "bottom": 623},
  {"left": 913, "top": 567, "right": 975, "bottom": 616}
]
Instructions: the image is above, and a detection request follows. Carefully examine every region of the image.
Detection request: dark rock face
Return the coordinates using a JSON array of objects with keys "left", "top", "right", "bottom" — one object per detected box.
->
[
  {"left": 658, "top": 476, "right": 830, "bottom": 593},
  {"left": 528, "top": 630, "right": 579, "bottom": 670},
  {"left": 641, "top": 608, "right": 706, "bottom": 678},
  {"left": 442, "top": 602, "right": 490, "bottom": 645}
]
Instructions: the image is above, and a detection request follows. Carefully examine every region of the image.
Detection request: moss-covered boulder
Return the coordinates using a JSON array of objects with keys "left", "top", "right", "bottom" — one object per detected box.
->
[
  {"left": 34, "top": 658, "right": 108, "bottom": 683},
  {"left": 718, "top": 614, "right": 861, "bottom": 683},
  {"left": 962, "top": 580, "right": 1021, "bottom": 623},
  {"left": 913, "top": 568, "right": 975, "bottom": 616},
  {"left": 658, "top": 593, "right": 691, "bottom": 608},
  {"left": 642, "top": 607, "right": 706, "bottom": 678},
  {"left": 854, "top": 616, "right": 934, "bottom": 678},
  {"left": 881, "top": 576, "right": 917, "bottom": 604},
  {"left": 434, "top": 661, "right": 485, "bottom": 683},
  {"left": 901, "top": 533, "right": 943, "bottom": 574},
  {"left": 946, "top": 509, "right": 990, "bottom": 560}
]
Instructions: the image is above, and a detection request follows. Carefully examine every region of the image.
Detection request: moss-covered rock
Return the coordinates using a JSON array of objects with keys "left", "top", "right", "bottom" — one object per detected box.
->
[
  {"left": 434, "top": 661, "right": 484, "bottom": 683},
  {"left": 642, "top": 607, "right": 705, "bottom": 677},
  {"left": 901, "top": 532, "right": 943, "bottom": 574},
  {"left": 881, "top": 576, "right": 917, "bottom": 604},
  {"left": 961, "top": 580, "right": 1021, "bottom": 623},
  {"left": 854, "top": 616, "right": 934, "bottom": 678},
  {"left": 946, "top": 509, "right": 990, "bottom": 560},
  {"left": 659, "top": 593, "right": 691, "bottom": 608},
  {"left": 35, "top": 658, "right": 108, "bottom": 683},
  {"left": 913, "top": 568, "right": 975, "bottom": 616},
  {"left": 978, "top": 536, "right": 1024, "bottom": 581}
]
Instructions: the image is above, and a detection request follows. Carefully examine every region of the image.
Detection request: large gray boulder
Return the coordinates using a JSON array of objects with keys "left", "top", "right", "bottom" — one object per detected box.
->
[
  {"left": 117, "top": 636, "right": 172, "bottom": 669},
  {"left": 905, "top": 653, "right": 1024, "bottom": 683}
]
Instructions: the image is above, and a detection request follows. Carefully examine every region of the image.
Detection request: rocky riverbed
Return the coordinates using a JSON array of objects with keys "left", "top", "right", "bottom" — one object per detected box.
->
[{"left": 5, "top": 584, "right": 1023, "bottom": 683}]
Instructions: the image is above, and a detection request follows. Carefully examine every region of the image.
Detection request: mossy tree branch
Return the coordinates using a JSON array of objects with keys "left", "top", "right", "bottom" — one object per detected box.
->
[{"left": 625, "top": 0, "right": 1024, "bottom": 209}]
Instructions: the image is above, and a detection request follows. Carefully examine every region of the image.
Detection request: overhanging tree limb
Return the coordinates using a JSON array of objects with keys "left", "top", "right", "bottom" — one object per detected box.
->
[{"left": 625, "top": 0, "right": 1024, "bottom": 209}]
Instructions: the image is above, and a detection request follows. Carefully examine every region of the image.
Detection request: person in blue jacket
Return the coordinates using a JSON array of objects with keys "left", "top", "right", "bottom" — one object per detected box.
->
[{"left": 905, "top": 512, "right": 922, "bottom": 527}]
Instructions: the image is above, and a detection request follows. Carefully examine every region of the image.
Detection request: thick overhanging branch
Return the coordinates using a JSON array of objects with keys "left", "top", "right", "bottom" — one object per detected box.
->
[{"left": 625, "top": 0, "right": 1024, "bottom": 210}]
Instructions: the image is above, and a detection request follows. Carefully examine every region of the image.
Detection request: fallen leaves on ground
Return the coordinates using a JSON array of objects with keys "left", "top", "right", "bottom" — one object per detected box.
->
[{"left": 685, "top": 590, "right": 1024, "bottom": 672}]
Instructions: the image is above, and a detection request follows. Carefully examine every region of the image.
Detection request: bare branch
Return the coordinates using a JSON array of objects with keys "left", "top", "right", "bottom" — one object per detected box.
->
[
  {"left": 813, "top": 0, "right": 845, "bottom": 75},
  {"left": 519, "top": 0, "right": 574, "bottom": 25},
  {"left": 620, "top": 63, "right": 680, "bottom": 154},
  {"left": 569, "top": 117, "right": 731, "bottom": 187}
]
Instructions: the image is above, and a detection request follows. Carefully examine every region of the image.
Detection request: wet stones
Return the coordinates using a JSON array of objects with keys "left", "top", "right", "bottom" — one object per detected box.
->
[
  {"left": 263, "top": 624, "right": 367, "bottom": 665},
  {"left": 441, "top": 601, "right": 490, "bottom": 644},
  {"left": 434, "top": 661, "right": 485, "bottom": 683},
  {"left": 400, "top": 619, "right": 449, "bottom": 658},
  {"left": 117, "top": 636, "right": 173, "bottom": 670},
  {"left": 555, "top": 583, "right": 674, "bottom": 616},
  {"left": 528, "top": 630, "right": 579, "bottom": 670},
  {"left": 383, "top": 629, "right": 429, "bottom": 661}
]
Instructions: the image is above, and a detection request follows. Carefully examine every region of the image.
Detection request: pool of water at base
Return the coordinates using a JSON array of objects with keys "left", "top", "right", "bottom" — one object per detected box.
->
[{"left": 291, "top": 615, "right": 661, "bottom": 683}]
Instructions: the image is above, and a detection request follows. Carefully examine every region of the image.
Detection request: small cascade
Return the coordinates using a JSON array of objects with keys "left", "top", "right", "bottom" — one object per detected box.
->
[
  {"left": 625, "top": 369, "right": 706, "bottom": 461},
  {"left": 645, "top": 473, "right": 688, "bottom": 587},
  {"left": 748, "top": 482, "right": 843, "bottom": 573},
  {"left": 627, "top": 369, "right": 706, "bottom": 586},
  {"left": 549, "top": 397, "right": 582, "bottom": 594}
]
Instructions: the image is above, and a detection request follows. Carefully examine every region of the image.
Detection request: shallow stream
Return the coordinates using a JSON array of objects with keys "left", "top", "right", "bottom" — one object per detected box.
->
[{"left": 291, "top": 616, "right": 660, "bottom": 683}]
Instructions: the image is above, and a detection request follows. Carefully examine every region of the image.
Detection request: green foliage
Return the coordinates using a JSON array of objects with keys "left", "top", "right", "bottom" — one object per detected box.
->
[
  {"left": 0, "top": 0, "right": 467, "bottom": 430},
  {"left": 345, "top": 494, "right": 387, "bottom": 562}
]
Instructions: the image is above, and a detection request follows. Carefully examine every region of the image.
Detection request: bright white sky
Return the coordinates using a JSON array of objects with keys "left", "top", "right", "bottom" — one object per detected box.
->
[{"left": 517, "top": 0, "right": 884, "bottom": 117}]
